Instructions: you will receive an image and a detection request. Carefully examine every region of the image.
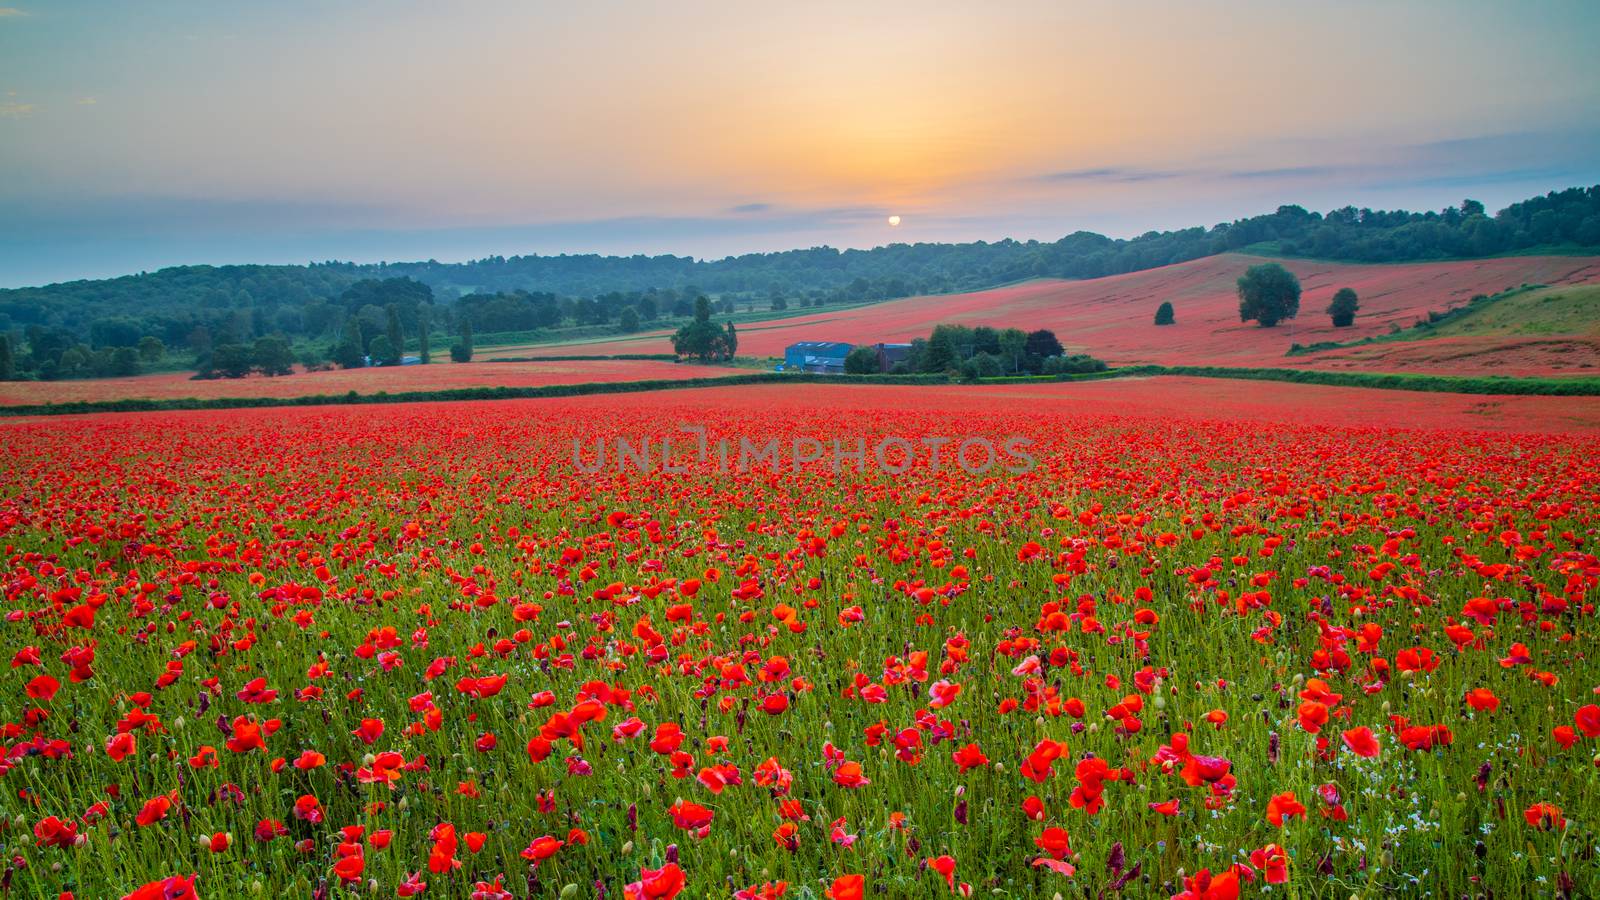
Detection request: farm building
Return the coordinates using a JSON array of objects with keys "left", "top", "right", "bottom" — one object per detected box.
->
[
  {"left": 783, "top": 341, "right": 852, "bottom": 374},
  {"left": 873, "top": 343, "right": 912, "bottom": 372}
]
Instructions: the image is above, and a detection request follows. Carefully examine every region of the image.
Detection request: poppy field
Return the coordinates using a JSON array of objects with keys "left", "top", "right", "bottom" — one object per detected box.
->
[{"left": 1, "top": 381, "right": 1598, "bottom": 899}]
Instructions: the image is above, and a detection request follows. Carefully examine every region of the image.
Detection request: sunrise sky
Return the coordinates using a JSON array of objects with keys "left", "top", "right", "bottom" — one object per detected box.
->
[{"left": 3, "top": 0, "right": 1598, "bottom": 286}]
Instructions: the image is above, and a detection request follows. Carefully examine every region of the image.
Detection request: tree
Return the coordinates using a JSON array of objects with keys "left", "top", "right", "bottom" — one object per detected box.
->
[
  {"left": 1326, "top": 288, "right": 1360, "bottom": 327},
  {"left": 671, "top": 297, "right": 729, "bottom": 361},
  {"left": 923, "top": 327, "right": 959, "bottom": 373},
  {"left": 418, "top": 305, "right": 432, "bottom": 364},
  {"left": 1024, "top": 329, "right": 1064, "bottom": 359},
  {"left": 724, "top": 322, "right": 738, "bottom": 359},
  {"left": 1154, "top": 301, "right": 1175, "bottom": 325},
  {"left": 137, "top": 335, "right": 166, "bottom": 363},
  {"left": 333, "top": 316, "right": 366, "bottom": 369},
  {"left": 0, "top": 335, "right": 13, "bottom": 380},
  {"left": 110, "top": 346, "right": 140, "bottom": 377},
  {"left": 961, "top": 352, "right": 1002, "bottom": 380},
  {"left": 450, "top": 318, "right": 474, "bottom": 362},
  {"left": 253, "top": 335, "right": 295, "bottom": 376},
  {"left": 56, "top": 347, "right": 88, "bottom": 379},
  {"left": 1237, "top": 263, "right": 1301, "bottom": 327},
  {"left": 997, "top": 328, "right": 1028, "bottom": 374},
  {"left": 383, "top": 306, "right": 404, "bottom": 365},
  {"left": 844, "top": 346, "right": 879, "bottom": 374},
  {"left": 210, "top": 343, "right": 254, "bottom": 379},
  {"left": 618, "top": 307, "right": 640, "bottom": 332},
  {"left": 368, "top": 334, "right": 395, "bottom": 367}
]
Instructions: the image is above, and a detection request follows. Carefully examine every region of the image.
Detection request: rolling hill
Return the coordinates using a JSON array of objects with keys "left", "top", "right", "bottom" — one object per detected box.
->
[{"left": 505, "top": 253, "right": 1600, "bottom": 371}]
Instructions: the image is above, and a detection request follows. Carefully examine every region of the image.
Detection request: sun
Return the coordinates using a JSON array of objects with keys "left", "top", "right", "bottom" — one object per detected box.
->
[{"left": 887, "top": 215, "right": 901, "bottom": 227}]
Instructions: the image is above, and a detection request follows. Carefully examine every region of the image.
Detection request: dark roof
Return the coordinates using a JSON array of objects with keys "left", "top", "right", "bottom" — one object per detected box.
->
[{"left": 786, "top": 341, "right": 853, "bottom": 352}]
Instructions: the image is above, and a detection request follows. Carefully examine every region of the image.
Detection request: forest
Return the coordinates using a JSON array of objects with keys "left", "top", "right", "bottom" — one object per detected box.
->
[{"left": 1, "top": 185, "right": 1597, "bottom": 381}]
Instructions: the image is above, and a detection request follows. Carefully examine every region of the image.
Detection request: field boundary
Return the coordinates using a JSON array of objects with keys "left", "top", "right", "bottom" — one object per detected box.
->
[{"left": 4, "top": 365, "right": 1599, "bottom": 418}]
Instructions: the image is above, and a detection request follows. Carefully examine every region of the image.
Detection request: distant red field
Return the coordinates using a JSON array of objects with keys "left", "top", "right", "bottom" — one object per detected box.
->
[
  {"left": 1293, "top": 334, "right": 1600, "bottom": 378},
  {"left": 509, "top": 253, "right": 1600, "bottom": 370},
  {"left": 0, "top": 358, "right": 744, "bottom": 406}
]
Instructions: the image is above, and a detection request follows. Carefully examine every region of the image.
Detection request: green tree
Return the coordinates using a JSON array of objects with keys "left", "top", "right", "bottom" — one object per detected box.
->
[
  {"left": 384, "top": 305, "right": 404, "bottom": 365},
  {"left": 210, "top": 343, "right": 254, "bottom": 378},
  {"left": 724, "top": 322, "right": 738, "bottom": 359},
  {"left": 923, "top": 327, "right": 959, "bottom": 373},
  {"left": 844, "top": 346, "right": 879, "bottom": 374},
  {"left": 451, "top": 318, "right": 474, "bottom": 362},
  {"left": 253, "top": 335, "right": 295, "bottom": 376},
  {"left": 418, "top": 305, "right": 431, "bottom": 364},
  {"left": 1326, "top": 288, "right": 1360, "bottom": 327},
  {"left": 137, "top": 335, "right": 166, "bottom": 363},
  {"left": 57, "top": 347, "right": 88, "bottom": 379},
  {"left": 671, "top": 297, "right": 729, "bottom": 361},
  {"left": 997, "top": 328, "right": 1027, "bottom": 374},
  {"left": 1237, "top": 263, "right": 1302, "bottom": 327},
  {"left": 618, "top": 307, "right": 640, "bottom": 332},
  {"left": 1154, "top": 301, "right": 1175, "bottom": 325},
  {"left": 368, "top": 334, "right": 395, "bottom": 367},
  {"left": 1024, "top": 329, "right": 1064, "bottom": 359},
  {"left": 0, "top": 335, "right": 13, "bottom": 380},
  {"left": 110, "top": 346, "right": 140, "bottom": 377},
  {"left": 334, "top": 316, "right": 366, "bottom": 369}
]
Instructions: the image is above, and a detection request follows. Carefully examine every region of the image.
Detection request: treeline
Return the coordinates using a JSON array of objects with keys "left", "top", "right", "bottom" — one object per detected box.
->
[
  {"left": 2, "top": 185, "right": 1597, "bottom": 380},
  {"left": 853, "top": 325, "right": 1107, "bottom": 379}
]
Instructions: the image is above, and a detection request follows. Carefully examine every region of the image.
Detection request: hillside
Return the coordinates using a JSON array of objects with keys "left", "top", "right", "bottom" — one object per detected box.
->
[
  {"left": 507, "top": 253, "right": 1600, "bottom": 370},
  {"left": 1291, "top": 283, "right": 1600, "bottom": 377}
]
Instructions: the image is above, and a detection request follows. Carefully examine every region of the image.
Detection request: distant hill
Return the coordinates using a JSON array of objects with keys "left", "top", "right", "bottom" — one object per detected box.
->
[
  {"left": 1, "top": 185, "right": 1597, "bottom": 382},
  {"left": 504, "top": 253, "right": 1600, "bottom": 376}
]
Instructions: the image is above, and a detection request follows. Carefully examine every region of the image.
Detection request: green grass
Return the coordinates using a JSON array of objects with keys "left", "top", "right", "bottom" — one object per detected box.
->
[{"left": 1405, "top": 284, "right": 1600, "bottom": 338}]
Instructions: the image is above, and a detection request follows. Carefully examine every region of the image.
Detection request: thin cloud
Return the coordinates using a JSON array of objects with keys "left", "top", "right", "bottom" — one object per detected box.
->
[
  {"left": 0, "top": 7, "right": 28, "bottom": 16},
  {"left": 1226, "top": 165, "right": 1342, "bottom": 179},
  {"left": 728, "top": 202, "right": 772, "bottom": 214},
  {"left": 1035, "top": 166, "right": 1189, "bottom": 183},
  {"left": 0, "top": 101, "right": 35, "bottom": 118}
]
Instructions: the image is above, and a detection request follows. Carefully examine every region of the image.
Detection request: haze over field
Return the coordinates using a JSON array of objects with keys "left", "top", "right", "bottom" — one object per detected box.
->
[{"left": 3, "top": 1, "right": 1600, "bottom": 286}]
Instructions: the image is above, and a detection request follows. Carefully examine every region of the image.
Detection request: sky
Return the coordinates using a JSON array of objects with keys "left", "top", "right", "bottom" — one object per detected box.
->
[{"left": 2, "top": 0, "right": 1598, "bottom": 287}]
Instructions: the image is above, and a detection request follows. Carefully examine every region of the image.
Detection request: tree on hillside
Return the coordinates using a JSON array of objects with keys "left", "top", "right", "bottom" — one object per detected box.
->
[
  {"left": 0, "top": 336, "right": 14, "bottom": 381},
  {"left": 1326, "top": 288, "right": 1360, "bottom": 327},
  {"left": 1237, "top": 263, "right": 1301, "bottom": 327},
  {"left": 724, "top": 322, "right": 738, "bottom": 359},
  {"left": 1154, "top": 301, "right": 1175, "bottom": 325},
  {"left": 418, "top": 305, "right": 431, "bottom": 364},
  {"left": 844, "top": 346, "right": 879, "bottom": 374},
  {"left": 253, "top": 335, "right": 295, "bottom": 376},
  {"left": 334, "top": 316, "right": 366, "bottom": 369}
]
